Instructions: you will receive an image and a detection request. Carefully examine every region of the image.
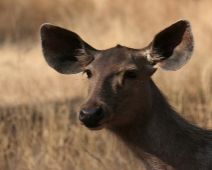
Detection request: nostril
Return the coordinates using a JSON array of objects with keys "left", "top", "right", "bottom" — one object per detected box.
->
[
  {"left": 79, "top": 108, "right": 89, "bottom": 121},
  {"left": 94, "top": 107, "right": 103, "bottom": 117},
  {"left": 79, "top": 107, "right": 105, "bottom": 127}
]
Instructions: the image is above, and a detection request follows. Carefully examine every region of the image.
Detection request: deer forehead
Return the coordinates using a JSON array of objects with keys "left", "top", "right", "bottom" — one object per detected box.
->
[{"left": 88, "top": 46, "right": 146, "bottom": 73}]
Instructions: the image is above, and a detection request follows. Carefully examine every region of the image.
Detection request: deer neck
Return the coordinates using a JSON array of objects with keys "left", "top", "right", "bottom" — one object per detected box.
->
[{"left": 108, "top": 80, "right": 212, "bottom": 170}]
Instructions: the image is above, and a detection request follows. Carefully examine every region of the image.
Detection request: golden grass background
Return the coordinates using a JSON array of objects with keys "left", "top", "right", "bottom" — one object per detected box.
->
[{"left": 0, "top": 0, "right": 212, "bottom": 169}]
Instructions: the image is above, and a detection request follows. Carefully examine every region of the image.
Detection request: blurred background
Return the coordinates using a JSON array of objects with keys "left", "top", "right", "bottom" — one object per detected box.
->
[{"left": 0, "top": 0, "right": 212, "bottom": 169}]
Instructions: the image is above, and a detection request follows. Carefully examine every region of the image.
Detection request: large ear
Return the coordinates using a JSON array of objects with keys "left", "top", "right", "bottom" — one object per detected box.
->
[
  {"left": 146, "top": 20, "right": 194, "bottom": 71},
  {"left": 40, "top": 24, "right": 98, "bottom": 74}
]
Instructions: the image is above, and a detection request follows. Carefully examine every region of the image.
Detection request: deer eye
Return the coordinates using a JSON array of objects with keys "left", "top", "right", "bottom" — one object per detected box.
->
[
  {"left": 83, "top": 69, "right": 92, "bottom": 78},
  {"left": 124, "top": 69, "right": 138, "bottom": 78}
]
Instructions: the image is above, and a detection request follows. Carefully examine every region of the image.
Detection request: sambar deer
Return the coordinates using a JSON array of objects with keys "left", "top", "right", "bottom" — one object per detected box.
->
[{"left": 40, "top": 20, "right": 212, "bottom": 170}]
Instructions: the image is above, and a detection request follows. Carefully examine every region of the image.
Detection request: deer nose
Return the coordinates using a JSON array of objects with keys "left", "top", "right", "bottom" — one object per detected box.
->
[{"left": 79, "top": 107, "right": 105, "bottom": 128}]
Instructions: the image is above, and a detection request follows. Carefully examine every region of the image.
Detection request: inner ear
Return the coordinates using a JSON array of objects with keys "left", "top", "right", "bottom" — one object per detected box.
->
[
  {"left": 147, "top": 20, "right": 194, "bottom": 71},
  {"left": 40, "top": 24, "right": 98, "bottom": 74}
]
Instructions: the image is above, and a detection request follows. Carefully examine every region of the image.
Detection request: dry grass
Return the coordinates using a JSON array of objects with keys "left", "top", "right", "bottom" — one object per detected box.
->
[{"left": 0, "top": 0, "right": 212, "bottom": 170}]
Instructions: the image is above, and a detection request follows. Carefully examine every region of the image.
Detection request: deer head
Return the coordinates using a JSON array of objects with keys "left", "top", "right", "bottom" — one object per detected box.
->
[{"left": 40, "top": 20, "right": 194, "bottom": 130}]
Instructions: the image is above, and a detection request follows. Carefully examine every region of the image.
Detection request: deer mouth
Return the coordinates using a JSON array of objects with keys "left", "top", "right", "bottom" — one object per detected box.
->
[
  {"left": 81, "top": 119, "right": 109, "bottom": 130},
  {"left": 85, "top": 123, "right": 105, "bottom": 130}
]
